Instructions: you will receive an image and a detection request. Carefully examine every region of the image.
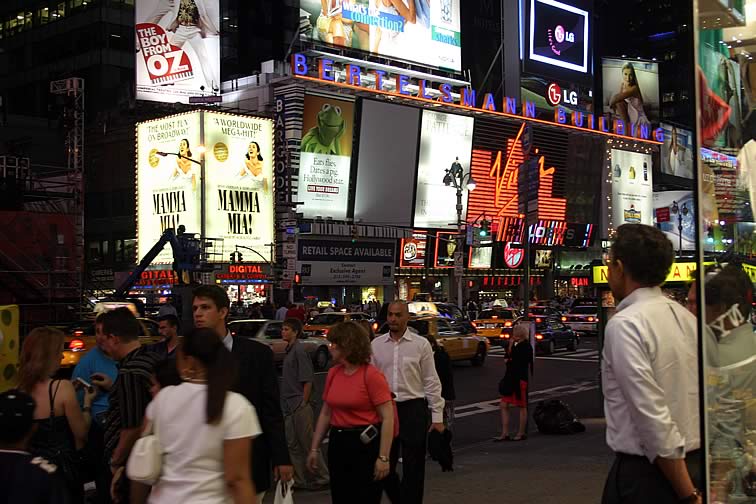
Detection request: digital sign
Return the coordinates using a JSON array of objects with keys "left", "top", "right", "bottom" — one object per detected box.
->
[
  {"left": 299, "top": 0, "right": 462, "bottom": 71},
  {"left": 400, "top": 231, "right": 428, "bottom": 268},
  {"left": 611, "top": 149, "right": 653, "bottom": 228},
  {"left": 414, "top": 110, "right": 474, "bottom": 228},
  {"left": 528, "top": 0, "right": 590, "bottom": 74},
  {"left": 135, "top": 0, "right": 220, "bottom": 103},
  {"left": 468, "top": 243, "right": 493, "bottom": 269},
  {"left": 434, "top": 232, "right": 458, "bottom": 268}
]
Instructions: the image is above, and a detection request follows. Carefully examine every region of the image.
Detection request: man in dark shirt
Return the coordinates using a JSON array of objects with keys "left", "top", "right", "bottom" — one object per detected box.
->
[
  {"left": 148, "top": 314, "right": 180, "bottom": 359},
  {"left": 98, "top": 307, "right": 162, "bottom": 503},
  {"left": 0, "top": 389, "right": 68, "bottom": 504}
]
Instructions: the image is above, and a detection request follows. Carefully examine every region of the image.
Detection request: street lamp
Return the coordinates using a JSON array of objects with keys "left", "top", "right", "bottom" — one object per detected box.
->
[
  {"left": 443, "top": 157, "right": 477, "bottom": 307},
  {"left": 670, "top": 200, "right": 689, "bottom": 256}
]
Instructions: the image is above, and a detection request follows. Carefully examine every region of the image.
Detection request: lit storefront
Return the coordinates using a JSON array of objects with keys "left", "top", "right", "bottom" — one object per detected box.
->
[{"left": 214, "top": 264, "right": 273, "bottom": 308}]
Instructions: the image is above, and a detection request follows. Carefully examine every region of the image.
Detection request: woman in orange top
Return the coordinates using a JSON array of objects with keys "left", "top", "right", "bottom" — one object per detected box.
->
[{"left": 307, "top": 322, "right": 395, "bottom": 504}]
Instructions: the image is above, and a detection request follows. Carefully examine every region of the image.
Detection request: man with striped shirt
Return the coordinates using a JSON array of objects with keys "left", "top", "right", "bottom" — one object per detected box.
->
[{"left": 100, "top": 307, "right": 162, "bottom": 503}]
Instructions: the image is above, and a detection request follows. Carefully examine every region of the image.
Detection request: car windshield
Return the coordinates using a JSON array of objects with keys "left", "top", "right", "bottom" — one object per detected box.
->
[
  {"left": 479, "top": 310, "right": 514, "bottom": 319},
  {"left": 570, "top": 306, "right": 597, "bottom": 314},
  {"left": 529, "top": 307, "right": 550, "bottom": 314},
  {"left": 309, "top": 314, "right": 345, "bottom": 325}
]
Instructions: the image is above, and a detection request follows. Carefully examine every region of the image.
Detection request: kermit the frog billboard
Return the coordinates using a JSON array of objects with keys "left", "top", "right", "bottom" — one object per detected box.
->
[{"left": 298, "top": 94, "right": 355, "bottom": 219}]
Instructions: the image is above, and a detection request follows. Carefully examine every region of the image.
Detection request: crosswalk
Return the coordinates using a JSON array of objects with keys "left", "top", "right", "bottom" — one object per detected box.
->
[{"left": 488, "top": 346, "right": 600, "bottom": 362}]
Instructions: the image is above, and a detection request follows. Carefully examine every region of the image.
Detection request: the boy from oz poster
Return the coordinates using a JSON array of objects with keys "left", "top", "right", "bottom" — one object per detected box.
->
[{"left": 205, "top": 113, "right": 275, "bottom": 263}]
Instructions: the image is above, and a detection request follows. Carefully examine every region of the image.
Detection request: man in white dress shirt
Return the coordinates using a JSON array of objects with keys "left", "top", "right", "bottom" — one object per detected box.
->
[
  {"left": 601, "top": 224, "right": 702, "bottom": 504},
  {"left": 372, "top": 300, "right": 445, "bottom": 504}
]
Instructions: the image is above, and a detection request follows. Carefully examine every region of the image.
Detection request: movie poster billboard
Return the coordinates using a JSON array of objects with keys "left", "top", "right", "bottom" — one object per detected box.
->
[
  {"left": 298, "top": 95, "right": 355, "bottom": 219},
  {"left": 414, "top": 110, "right": 474, "bottom": 228},
  {"left": 135, "top": 0, "right": 221, "bottom": 103},
  {"left": 299, "top": 0, "right": 462, "bottom": 71},
  {"left": 653, "top": 191, "right": 695, "bottom": 251},
  {"left": 136, "top": 112, "right": 202, "bottom": 263},
  {"left": 611, "top": 149, "right": 653, "bottom": 228},
  {"left": 204, "top": 113, "right": 275, "bottom": 263},
  {"left": 660, "top": 123, "right": 694, "bottom": 179},
  {"left": 602, "top": 58, "right": 659, "bottom": 128}
]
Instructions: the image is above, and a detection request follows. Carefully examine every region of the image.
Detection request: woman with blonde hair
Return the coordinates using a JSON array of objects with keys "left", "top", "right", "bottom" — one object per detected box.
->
[
  {"left": 307, "top": 321, "right": 396, "bottom": 504},
  {"left": 494, "top": 322, "right": 533, "bottom": 442},
  {"left": 18, "top": 326, "right": 96, "bottom": 499}
]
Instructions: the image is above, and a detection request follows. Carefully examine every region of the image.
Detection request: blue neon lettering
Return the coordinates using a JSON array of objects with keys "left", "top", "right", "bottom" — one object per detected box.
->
[
  {"left": 439, "top": 83, "right": 453, "bottom": 103},
  {"left": 482, "top": 93, "right": 496, "bottom": 111},
  {"left": 505, "top": 97, "right": 517, "bottom": 114},
  {"left": 419, "top": 80, "right": 432, "bottom": 99},
  {"left": 374, "top": 70, "right": 387, "bottom": 91},
  {"left": 396, "top": 75, "right": 411, "bottom": 95},
  {"left": 347, "top": 65, "right": 361, "bottom": 86},
  {"left": 462, "top": 88, "right": 476, "bottom": 107},
  {"left": 292, "top": 53, "right": 308, "bottom": 75},
  {"left": 319, "top": 59, "right": 335, "bottom": 81},
  {"left": 523, "top": 101, "right": 536, "bottom": 118}
]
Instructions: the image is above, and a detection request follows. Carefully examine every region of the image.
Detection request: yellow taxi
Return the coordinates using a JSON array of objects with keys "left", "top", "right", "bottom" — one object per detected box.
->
[
  {"left": 60, "top": 317, "right": 162, "bottom": 370},
  {"left": 473, "top": 308, "right": 522, "bottom": 347},
  {"left": 303, "top": 312, "right": 373, "bottom": 338},
  {"left": 407, "top": 315, "right": 490, "bottom": 366}
]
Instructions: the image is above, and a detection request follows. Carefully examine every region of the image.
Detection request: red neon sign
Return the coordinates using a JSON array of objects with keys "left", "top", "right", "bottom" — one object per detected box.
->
[{"left": 504, "top": 243, "right": 525, "bottom": 269}]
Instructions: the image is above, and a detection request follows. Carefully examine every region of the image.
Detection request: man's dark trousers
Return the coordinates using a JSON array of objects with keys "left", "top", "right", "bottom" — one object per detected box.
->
[{"left": 383, "top": 398, "right": 428, "bottom": 504}]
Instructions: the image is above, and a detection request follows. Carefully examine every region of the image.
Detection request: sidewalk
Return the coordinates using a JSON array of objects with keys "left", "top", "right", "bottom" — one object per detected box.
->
[{"left": 266, "top": 418, "right": 613, "bottom": 504}]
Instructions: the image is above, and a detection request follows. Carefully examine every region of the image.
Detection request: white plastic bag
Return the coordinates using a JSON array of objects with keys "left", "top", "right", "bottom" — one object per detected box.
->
[{"left": 273, "top": 480, "right": 294, "bottom": 504}]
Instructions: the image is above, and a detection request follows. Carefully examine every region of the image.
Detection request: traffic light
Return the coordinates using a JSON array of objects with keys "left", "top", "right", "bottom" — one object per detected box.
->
[
  {"left": 351, "top": 224, "right": 359, "bottom": 243},
  {"left": 479, "top": 219, "right": 490, "bottom": 238},
  {"left": 295, "top": 273, "right": 301, "bottom": 284},
  {"left": 229, "top": 251, "right": 243, "bottom": 263}
]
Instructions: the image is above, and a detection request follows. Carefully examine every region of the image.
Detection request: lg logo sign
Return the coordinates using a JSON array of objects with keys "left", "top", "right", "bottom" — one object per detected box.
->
[
  {"left": 546, "top": 83, "right": 578, "bottom": 107},
  {"left": 553, "top": 25, "right": 575, "bottom": 44}
]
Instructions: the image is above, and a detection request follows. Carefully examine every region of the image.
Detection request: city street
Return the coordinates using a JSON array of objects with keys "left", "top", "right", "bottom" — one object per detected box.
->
[{"left": 268, "top": 337, "right": 611, "bottom": 503}]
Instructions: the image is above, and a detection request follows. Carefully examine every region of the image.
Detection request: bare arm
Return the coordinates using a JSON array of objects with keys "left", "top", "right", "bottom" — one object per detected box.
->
[
  {"left": 311, "top": 403, "right": 331, "bottom": 450},
  {"left": 390, "top": 0, "right": 416, "bottom": 23},
  {"left": 302, "top": 382, "right": 313, "bottom": 405},
  {"left": 655, "top": 457, "right": 699, "bottom": 501},
  {"left": 224, "top": 437, "right": 255, "bottom": 504},
  {"left": 610, "top": 85, "right": 640, "bottom": 106},
  {"left": 375, "top": 401, "right": 394, "bottom": 459},
  {"left": 321, "top": 0, "right": 329, "bottom": 14},
  {"left": 61, "top": 380, "right": 93, "bottom": 449}
]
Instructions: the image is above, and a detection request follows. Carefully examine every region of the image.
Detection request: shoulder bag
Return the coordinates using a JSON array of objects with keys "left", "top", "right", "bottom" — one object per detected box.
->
[{"left": 126, "top": 396, "right": 163, "bottom": 485}]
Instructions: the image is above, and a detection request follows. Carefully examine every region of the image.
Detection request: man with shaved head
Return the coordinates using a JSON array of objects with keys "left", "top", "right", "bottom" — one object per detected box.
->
[{"left": 371, "top": 300, "right": 445, "bottom": 504}]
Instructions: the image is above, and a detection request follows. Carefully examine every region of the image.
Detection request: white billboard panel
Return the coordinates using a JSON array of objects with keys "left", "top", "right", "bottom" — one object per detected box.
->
[
  {"left": 611, "top": 149, "right": 653, "bottom": 228},
  {"left": 135, "top": 0, "right": 221, "bottom": 103}
]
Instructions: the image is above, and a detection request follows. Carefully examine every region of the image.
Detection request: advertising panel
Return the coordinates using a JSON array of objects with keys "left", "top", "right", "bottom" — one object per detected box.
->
[
  {"left": 602, "top": 58, "right": 660, "bottom": 128},
  {"left": 469, "top": 244, "right": 492, "bottom": 269},
  {"left": 204, "top": 112, "right": 275, "bottom": 263},
  {"left": 297, "top": 238, "right": 395, "bottom": 286},
  {"left": 699, "top": 41, "right": 744, "bottom": 149},
  {"left": 527, "top": 0, "right": 590, "bottom": 74},
  {"left": 135, "top": 0, "right": 220, "bottom": 103},
  {"left": 414, "top": 110, "right": 474, "bottom": 228},
  {"left": 299, "top": 0, "right": 462, "bottom": 71},
  {"left": 298, "top": 94, "right": 355, "bottom": 219},
  {"left": 136, "top": 112, "right": 202, "bottom": 263},
  {"left": 653, "top": 191, "right": 695, "bottom": 251},
  {"left": 659, "top": 123, "right": 694, "bottom": 179},
  {"left": 400, "top": 231, "right": 428, "bottom": 267},
  {"left": 611, "top": 149, "right": 653, "bottom": 228},
  {"left": 434, "top": 232, "right": 457, "bottom": 268}
]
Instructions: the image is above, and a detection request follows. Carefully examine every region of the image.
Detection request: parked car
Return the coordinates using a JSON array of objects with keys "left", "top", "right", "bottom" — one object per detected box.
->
[
  {"left": 520, "top": 317, "right": 579, "bottom": 355},
  {"left": 473, "top": 308, "right": 521, "bottom": 346},
  {"left": 562, "top": 305, "right": 599, "bottom": 334},
  {"left": 228, "top": 319, "right": 332, "bottom": 371},
  {"left": 304, "top": 312, "right": 373, "bottom": 338},
  {"left": 60, "top": 317, "right": 161, "bottom": 370},
  {"left": 378, "top": 316, "right": 489, "bottom": 366}
]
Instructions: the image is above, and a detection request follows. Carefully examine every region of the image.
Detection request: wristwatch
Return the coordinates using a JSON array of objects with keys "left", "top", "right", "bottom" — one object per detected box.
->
[
  {"left": 378, "top": 455, "right": 389, "bottom": 463},
  {"left": 679, "top": 489, "right": 701, "bottom": 503}
]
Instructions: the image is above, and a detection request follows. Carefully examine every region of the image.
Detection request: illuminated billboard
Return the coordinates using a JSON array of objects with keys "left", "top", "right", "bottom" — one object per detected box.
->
[
  {"left": 300, "top": 0, "right": 462, "bottom": 71},
  {"left": 136, "top": 112, "right": 203, "bottom": 264},
  {"left": 400, "top": 231, "right": 428, "bottom": 268},
  {"left": 135, "top": 0, "right": 221, "bottom": 103},
  {"left": 298, "top": 94, "right": 356, "bottom": 219},
  {"left": 611, "top": 149, "right": 653, "bottom": 228},
  {"left": 137, "top": 111, "right": 274, "bottom": 264},
  {"left": 527, "top": 0, "right": 591, "bottom": 76},
  {"left": 414, "top": 110, "right": 474, "bottom": 228},
  {"left": 602, "top": 58, "right": 660, "bottom": 129},
  {"left": 204, "top": 112, "right": 275, "bottom": 263}
]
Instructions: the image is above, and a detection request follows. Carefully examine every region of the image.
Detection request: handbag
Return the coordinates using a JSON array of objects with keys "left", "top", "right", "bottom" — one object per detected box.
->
[
  {"left": 274, "top": 480, "right": 295, "bottom": 504},
  {"left": 126, "top": 398, "right": 163, "bottom": 485}
]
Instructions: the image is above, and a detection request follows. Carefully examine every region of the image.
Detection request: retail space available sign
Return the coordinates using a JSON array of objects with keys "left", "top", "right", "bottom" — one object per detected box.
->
[
  {"left": 297, "top": 239, "right": 396, "bottom": 286},
  {"left": 135, "top": 0, "right": 221, "bottom": 103},
  {"left": 136, "top": 111, "right": 274, "bottom": 264}
]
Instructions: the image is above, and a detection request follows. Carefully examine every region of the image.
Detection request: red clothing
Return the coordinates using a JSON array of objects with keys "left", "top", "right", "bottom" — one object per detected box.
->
[
  {"left": 500, "top": 380, "right": 528, "bottom": 408},
  {"left": 287, "top": 307, "right": 306, "bottom": 321},
  {"left": 324, "top": 364, "right": 397, "bottom": 436}
]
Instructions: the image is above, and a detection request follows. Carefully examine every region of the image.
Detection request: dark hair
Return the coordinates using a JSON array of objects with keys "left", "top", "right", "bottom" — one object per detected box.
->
[
  {"left": 356, "top": 319, "right": 375, "bottom": 341},
  {"left": 180, "top": 138, "right": 192, "bottom": 158},
  {"left": 245, "top": 141, "right": 263, "bottom": 161},
  {"left": 158, "top": 314, "right": 179, "bottom": 328},
  {"left": 0, "top": 390, "right": 36, "bottom": 444},
  {"left": 153, "top": 359, "right": 182, "bottom": 389},
  {"left": 327, "top": 322, "right": 372, "bottom": 365},
  {"left": 611, "top": 224, "right": 674, "bottom": 287},
  {"left": 18, "top": 327, "right": 65, "bottom": 392},
  {"left": 181, "top": 328, "right": 237, "bottom": 425},
  {"left": 100, "top": 307, "right": 140, "bottom": 343},
  {"left": 704, "top": 263, "right": 753, "bottom": 320},
  {"left": 283, "top": 318, "right": 303, "bottom": 337},
  {"left": 192, "top": 285, "right": 230, "bottom": 312}
]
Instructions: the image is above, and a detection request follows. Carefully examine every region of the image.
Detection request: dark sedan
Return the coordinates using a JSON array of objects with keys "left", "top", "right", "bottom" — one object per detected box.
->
[{"left": 514, "top": 317, "right": 579, "bottom": 355}]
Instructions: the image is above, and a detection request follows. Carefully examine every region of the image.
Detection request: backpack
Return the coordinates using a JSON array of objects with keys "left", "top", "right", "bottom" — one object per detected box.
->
[{"left": 532, "top": 399, "right": 586, "bottom": 435}]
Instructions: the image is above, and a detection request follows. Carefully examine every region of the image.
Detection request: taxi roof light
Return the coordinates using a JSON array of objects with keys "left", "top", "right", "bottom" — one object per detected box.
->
[
  {"left": 535, "top": 334, "right": 544, "bottom": 340},
  {"left": 69, "top": 339, "right": 85, "bottom": 351}
]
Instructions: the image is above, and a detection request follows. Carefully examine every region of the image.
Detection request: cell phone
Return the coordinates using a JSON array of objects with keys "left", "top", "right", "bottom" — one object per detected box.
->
[
  {"left": 75, "top": 378, "right": 94, "bottom": 392},
  {"left": 360, "top": 425, "right": 379, "bottom": 445}
]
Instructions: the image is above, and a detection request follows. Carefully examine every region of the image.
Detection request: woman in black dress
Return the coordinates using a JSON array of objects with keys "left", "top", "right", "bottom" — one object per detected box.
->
[{"left": 494, "top": 323, "right": 533, "bottom": 441}]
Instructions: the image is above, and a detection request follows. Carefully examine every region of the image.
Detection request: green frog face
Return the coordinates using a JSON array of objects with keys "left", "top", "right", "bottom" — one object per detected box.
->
[{"left": 317, "top": 103, "right": 345, "bottom": 144}]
